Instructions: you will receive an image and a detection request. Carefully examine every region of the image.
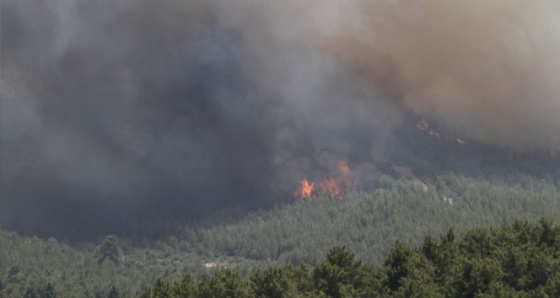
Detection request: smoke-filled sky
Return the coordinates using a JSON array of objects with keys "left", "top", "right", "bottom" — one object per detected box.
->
[{"left": 2, "top": 0, "right": 560, "bottom": 237}]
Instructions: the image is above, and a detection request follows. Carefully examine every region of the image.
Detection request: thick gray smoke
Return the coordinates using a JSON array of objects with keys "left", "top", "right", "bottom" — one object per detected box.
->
[
  {"left": 2, "top": 0, "right": 559, "bottom": 238},
  {"left": 212, "top": 0, "right": 560, "bottom": 152}
]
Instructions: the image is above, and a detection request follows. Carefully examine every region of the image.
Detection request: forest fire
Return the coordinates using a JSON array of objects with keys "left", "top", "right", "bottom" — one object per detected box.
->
[
  {"left": 416, "top": 119, "right": 466, "bottom": 145},
  {"left": 319, "top": 177, "right": 341, "bottom": 198},
  {"left": 296, "top": 179, "right": 315, "bottom": 199},
  {"left": 338, "top": 161, "right": 350, "bottom": 175},
  {"left": 295, "top": 161, "right": 352, "bottom": 200},
  {"left": 416, "top": 119, "right": 441, "bottom": 138}
]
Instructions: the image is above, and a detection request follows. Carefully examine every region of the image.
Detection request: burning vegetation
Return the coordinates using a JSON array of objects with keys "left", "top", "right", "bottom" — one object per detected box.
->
[
  {"left": 295, "top": 161, "right": 353, "bottom": 200},
  {"left": 416, "top": 119, "right": 466, "bottom": 145},
  {"left": 296, "top": 179, "right": 315, "bottom": 199}
]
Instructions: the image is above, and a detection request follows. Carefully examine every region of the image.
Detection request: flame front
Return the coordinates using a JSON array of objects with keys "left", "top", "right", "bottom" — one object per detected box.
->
[
  {"left": 296, "top": 178, "right": 315, "bottom": 199},
  {"left": 416, "top": 119, "right": 466, "bottom": 145},
  {"left": 416, "top": 119, "right": 441, "bottom": 138},
  {"left": 338, "top": 161, "right": 350, "bottom": 175},
  {"left": 319, "top": 177, "right": 341, "bottom": 198},
  {"left": 295, "top": 160, "right": 351, "bottom": 200}
]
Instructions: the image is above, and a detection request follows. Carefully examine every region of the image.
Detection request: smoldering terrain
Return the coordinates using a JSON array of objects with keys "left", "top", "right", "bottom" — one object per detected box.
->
[{"left": 2, "top": 0, "right": 560, "bottom": 239}]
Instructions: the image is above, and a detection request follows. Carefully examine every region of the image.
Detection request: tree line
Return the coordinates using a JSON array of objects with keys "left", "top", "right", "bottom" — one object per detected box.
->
[
  {"left": 2, "top": 173, "right": 560, "bottom": 297},
  {"left": 141, "top": 218, "right": 560, "bottom": 297}
]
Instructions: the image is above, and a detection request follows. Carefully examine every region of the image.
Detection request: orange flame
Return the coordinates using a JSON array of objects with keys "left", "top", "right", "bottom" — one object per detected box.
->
[
  {"left": 296, "top": 178, "right": 314, "bottom": 199},
  {"left": 295, "top": 160, "right": 352, "bottom": 200},
  {"left": 319, "top": 177, "right": 342, "bottom": 198},
  {"left": 416, "top": 118, "right": 465, "bottom": 145},
  {"left": 416, "top": 119, "right": 441, "bottom": 137},
  {"left": 338, "top": 161, "right": 350, "bottom": 175}
]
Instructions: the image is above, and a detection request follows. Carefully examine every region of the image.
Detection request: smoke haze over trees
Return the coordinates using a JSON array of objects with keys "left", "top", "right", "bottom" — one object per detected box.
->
[{"left": 2, "top": 0, "right": 560, "bottom": 238}]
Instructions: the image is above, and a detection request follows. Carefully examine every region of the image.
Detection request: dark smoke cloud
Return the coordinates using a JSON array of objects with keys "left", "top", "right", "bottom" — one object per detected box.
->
[
  {"left": 212, "top": 0, "right": 560, "bottom": 150},
  {"left": 0, "top": 0, "right": 388, "bottom": 237},
  {"left": 2, "top": 0, "right": 559, "bottom": 238},
  {"left": 328, "top": 0, "right": 560, "bottom": 150}
]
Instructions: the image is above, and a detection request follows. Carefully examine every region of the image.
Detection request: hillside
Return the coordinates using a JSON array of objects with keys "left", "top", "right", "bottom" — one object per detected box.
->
[
  {"left": 141, "top": 219, "right": 560, "bottom": 298},
  {"left": 4, "top": 1, "right": 560, "bottom": 297},
  {"left": 2, "top": 172, "right": 560, "bottom": 297},
  {"left": 3, "top": 106, "right": 560, "bottom": 298}
]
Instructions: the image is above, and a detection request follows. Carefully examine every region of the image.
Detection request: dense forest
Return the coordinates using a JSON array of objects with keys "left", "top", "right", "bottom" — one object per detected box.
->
[
  {"left": 3, "top": 1, "right": 560, "bottom": 297},
  {"left": 2, "top": 172, "right": 560, "bottom": 297},
  {"left": 140, "top": 218, "right": 560, "bottom": 298},
  {"left": 5, "top": 217, "right": 560, "bottom": 297},
  {"left": 3, "top": 113, "right": 560, "bottom": 297}
]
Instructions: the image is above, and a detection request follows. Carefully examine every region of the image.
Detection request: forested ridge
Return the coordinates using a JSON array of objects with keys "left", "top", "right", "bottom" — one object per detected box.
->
[
  {"left": 7, "top": 217, "right": 560, "bottom": 297},
  {"left": 141, "top": 218, "right": 560, "bottom": 297},
  {"left": 2, "top": 173, "right": 560, "bottom": 297},
  {"left": 5, "top": 1, "right": 560, "bottom": 297},
  {"left": 3, "top": 113, "right": 560, "bottom": 297}
]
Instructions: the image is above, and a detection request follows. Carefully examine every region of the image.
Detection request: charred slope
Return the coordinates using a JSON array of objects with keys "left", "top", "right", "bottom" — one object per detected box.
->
[{"left": 384, "top": 114, "right": 560, "bottom": 184}]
